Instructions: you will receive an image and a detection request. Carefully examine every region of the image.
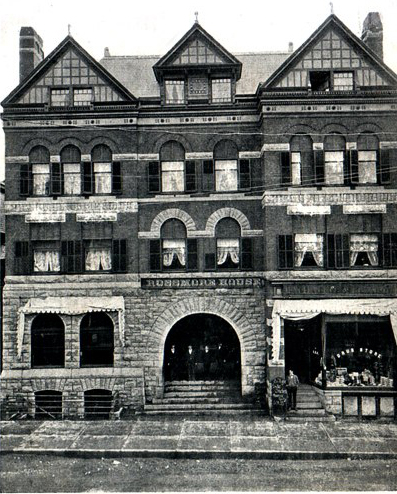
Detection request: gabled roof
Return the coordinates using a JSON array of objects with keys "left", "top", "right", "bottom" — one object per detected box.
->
[
  {"left": 262, "top": 14, "right": 397, "bottom": 90},
  {"left": 153, "top": 22, "right": 242, "bottom": 81},
  {"left": 2, "top": 35, "right": 137, "bottom": 107}
]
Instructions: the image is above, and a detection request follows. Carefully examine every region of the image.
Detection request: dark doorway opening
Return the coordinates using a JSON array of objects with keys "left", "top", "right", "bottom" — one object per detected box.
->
[
  {"left": 163, "top": 314, "right": 241, "bottom": 382},
  {"left": 284, "top": 316, "right": 322, "bottom": 384}
]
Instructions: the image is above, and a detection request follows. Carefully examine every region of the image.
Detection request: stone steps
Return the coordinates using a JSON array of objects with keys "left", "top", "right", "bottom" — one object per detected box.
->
[{"left": 286, "top": 385, "right": 335, "bottom": 422}]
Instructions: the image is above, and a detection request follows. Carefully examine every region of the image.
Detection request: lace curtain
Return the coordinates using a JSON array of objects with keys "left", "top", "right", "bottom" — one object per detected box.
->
[
  {"left": 294, "top": 234, "right": 324, "bottom": 267},
  {"left": 215, "top": 160, "right": 238, "bottom": 191},
  {"left": 162, "top": 240, "right": 186, "bottom": 267},
  {"left": 94, "top": 163, "right": 112, "bottom": 194},
  {"left": 217, "top": 238, "right": 239, "bottom": 265},
  {"left": 85, "top": 249, "right": 112, "bottom": 271},
  {"left": 32, "top": 164, "right": 50, "bottom": 196},
  {"left": 63, "top": 163, "right": 81, "bottom": 195},
  {"left": 161, "top": 162, "right": 184, "bottom": 192},
  {"left": 324, "top": 151, "right": 344, "bottom": 185},
  {"left": 358, "top": 151, "right": 377, "bottom": 184},
  {"left": 34, "top": 250, "right": 60, "bottom": 272},
  {"left": 350, "top": 234, "right": 379, "bottom": 266}
]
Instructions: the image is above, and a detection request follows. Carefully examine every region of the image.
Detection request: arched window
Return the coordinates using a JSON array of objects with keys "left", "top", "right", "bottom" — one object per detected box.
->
[
  {"left": 31, "top": 314, "right": 65, "bottom": 368},
  {"left": 324, "top": 134, "right": 346, "bottom": 185},
  {"left": 29, "top": 146, "right": 51, "bottom": 196},
  {"left": 35, "top": 390, "right": 62, "bottom": 419},
  {"left": 355, "top": 134, "right": 379, "bottom": 184},
  {"left": 289, "top": 135, "right": 314, "bottom": 186},
  {"left": 83, "top": 144, "right": 121, "bottom": 195},
  {"left": 212, "top": 217, "right": 252, "bottom": 270},
  {"left": 214, "top": 140, "right": 239, "bottom": 191},
  {"left": 61, "top": 145, "right": 81, "bottom": 195},
  {"left": 84, "top": 389, "right": 113, "bottom": 419},
  {"left": 80, "top": 313, "right": 114, "bottom": 367}
]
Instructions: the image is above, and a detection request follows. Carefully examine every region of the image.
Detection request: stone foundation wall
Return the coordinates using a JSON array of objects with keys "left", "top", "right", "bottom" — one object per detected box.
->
[{"left": 1, "top": 278, "right": 267, "bottom": 413}]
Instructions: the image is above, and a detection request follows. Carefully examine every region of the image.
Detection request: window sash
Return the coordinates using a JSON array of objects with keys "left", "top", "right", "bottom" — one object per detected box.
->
[
  {"left": 63, "top": 163, "right": 81, "bottom": 195},
  {"left": 165, "top": 81, "right": 185, "bottom": 104},
  {"left": 51, "top": 88, "right": 69, "bottom": 106},
  {"left": 93, "top": 162, "right": 112, "bottom": 194},
  {"left": 291, "top": 152, "right": 302, "bottom": 185},
  {"left": 211, "top": 79, "right": 232, "bottom": 103},
  {"left": 294, "top": 233, "right": 324, "bottom": 267},
  {"left": 324, "top": 151, "right": 344, "bottom": 184},
  {"left": 33, "top": 249, "right": 61, "bottom": 272},
  {"left": 358, "top": 151, "right": 377, "bottom": 184},
  {"left": 73, "top": 88, "right": 92, "bottom": 106},
  {"left": 161, "top": 161, "right": 184, "bottom": 192},
  {"left": 32, "top": 163, "right": 50, "bottom": 196},
  {"left": 215, "top": 160, "right": 238, "bottom": 191}
]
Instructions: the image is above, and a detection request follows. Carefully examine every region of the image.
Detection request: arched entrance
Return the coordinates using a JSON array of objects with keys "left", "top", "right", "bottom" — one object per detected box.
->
[{"left": 163, "top": 314, "right": 241, "bottom": 382}]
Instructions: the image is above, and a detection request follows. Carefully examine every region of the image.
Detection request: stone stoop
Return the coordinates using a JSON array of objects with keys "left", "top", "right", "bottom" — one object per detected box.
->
[
  {"left": 143, "top": 380, "right": 260, "bottom": 415},
  {"left": 287, "top": 384, "right": 335, "bottom": 422}
]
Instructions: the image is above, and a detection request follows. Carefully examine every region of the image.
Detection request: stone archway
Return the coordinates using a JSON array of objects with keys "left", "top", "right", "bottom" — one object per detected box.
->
[{"left": 145, "top": 297, "right": 259, "bottom": 400}]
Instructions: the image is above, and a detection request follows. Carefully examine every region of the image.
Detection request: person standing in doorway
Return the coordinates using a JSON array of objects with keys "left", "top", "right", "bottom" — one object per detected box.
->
[
  {"left": 286, "top": 369, "right": 299, "bottom": 410},
  {"left": 202, "top": 345, "right": 211, "bottom": 380},
  {"left": 166, "top": 344, "right": 178, "bottom": 381},
  {"left": 186, "top": 345, "right": 196, "bottom": 381}
]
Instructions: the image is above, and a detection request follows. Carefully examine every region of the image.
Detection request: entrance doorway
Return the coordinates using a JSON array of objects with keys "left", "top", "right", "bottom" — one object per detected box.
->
[
  {"left": 284, "top": 316, "right": 322, "bottom": 384},
  {"left": 163, "top": 314, "right": 241, "bottom": 382}
]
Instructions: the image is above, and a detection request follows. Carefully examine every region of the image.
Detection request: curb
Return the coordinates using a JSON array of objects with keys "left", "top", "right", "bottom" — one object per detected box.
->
[{"left": 1, "top": 449, "right": 397, "bottom": 460}]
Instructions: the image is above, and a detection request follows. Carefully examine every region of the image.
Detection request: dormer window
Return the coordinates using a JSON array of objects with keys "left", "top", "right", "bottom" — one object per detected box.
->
[
  {"left": 165, "top": 80, "right": 185, "bottom": 105},
  {"left": 211, "top": 78, "right": 232, "bottom": 103}
]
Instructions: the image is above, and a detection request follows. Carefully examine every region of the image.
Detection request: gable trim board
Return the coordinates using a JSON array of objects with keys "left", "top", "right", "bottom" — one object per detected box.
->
[
  {"left": 261, "top": 14, "right": 397, "bottom": 91},
  {"left": 2, "top": 35, "right": 137, "bottom": 107}
]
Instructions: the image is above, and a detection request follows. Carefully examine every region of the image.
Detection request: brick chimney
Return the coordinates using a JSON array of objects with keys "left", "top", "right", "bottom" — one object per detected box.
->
[
  {"left": 19, "top": 27, "right": 44, "bottom": 82},
  {"left": 361, "top": 12, "right": 383, "bottom": 60}
]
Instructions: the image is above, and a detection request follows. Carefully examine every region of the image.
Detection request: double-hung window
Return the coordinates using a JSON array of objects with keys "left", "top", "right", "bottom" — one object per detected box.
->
[
  {"left": 324, "top": 134, "right": 346, "bottom": 185},
  {"left": 29, "top": 146, "right": 51, "bottom": 196},
  {"left": 83, "top": 144, "right": 121, "bottom": 195},
  {"left": 213, "top": 218, "right": 253, "bottom": 271},
  {"left": 278, "top": 234, "right": 324, "bottom": 269},
  {"left": 214, "top": 140, "right": 239, "bottom": 192},
  {"left": 353, "top": 134, "right": 378, "bottom": 185},
  {"left": 61, "top": 145, "right": 81, "bottom": 195}
]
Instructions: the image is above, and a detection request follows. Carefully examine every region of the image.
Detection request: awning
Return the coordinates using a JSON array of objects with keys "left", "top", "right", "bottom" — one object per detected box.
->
[
  {"left": 17, "top": 296, "right": 125, "bottom": 358},
  {"left": 270, "top": 298, "right": 397, "bottom": 363}
]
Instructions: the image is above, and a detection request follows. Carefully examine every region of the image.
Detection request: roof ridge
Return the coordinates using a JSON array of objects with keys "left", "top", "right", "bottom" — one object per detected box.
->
[{"left": 101, "top": 51, "right": 290, "bottom": 60}]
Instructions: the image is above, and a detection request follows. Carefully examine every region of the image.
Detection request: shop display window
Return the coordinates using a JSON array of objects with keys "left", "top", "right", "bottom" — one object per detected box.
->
[{"left": 324, "top": 318, "right": 396, "bottom": 388}]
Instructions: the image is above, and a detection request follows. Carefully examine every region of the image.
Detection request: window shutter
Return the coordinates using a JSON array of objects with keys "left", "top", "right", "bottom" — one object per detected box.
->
[
  {"left": 202, "top": 160, "right": 214, "bottom": 191},
  {"left": 278, "top": 235, "right": 293, "bottom": 269},
  {"left": 348, "top": 150, "right": 359, "bottom": 184},
  {"left": 61, "top": 240, "right": 82, "bottom": 273},
  {"left": 51, "top": 162, "right": 62, "bottom": 195},
  {"left": 148, "top": 161, "right": 160, "bottom": 193},
  {"left": 185, "top": 160, "right": 197, "bottom": 192},
  {"left": 239, "top": 159, "right": 251, "bottom": 190},
  {"left": 187, "top": 238, "right": 198, "bottom": 271},
  {"left": 14, "top": 241, "right": 30, "bottom": 274},
  {"left": 241, "top": 237, "right": 253, "bottom": 269},
  {"left": 314, "top": 150, "right": 324, "bottom": 184},
  {"left": 112, "top": 161, "right": 122, "bottom": 194},
  {"left": 112, "top": 239, "right": 127, "bottom": 272},
  {"left": 280, "top": 151, "right": 291, "bottom": 185},
  {"left": 334, "top": 234, "right": 349, "bottom": 268},
  {"left": 149, "top": 239, "right": 161, "bottom": 271},
  {"left": 203, "top": 237, "right": 216, "bottom": 271},
  {"left": 378, "top": 149, "right": 391, "bottom": 184},
  {"left": 382, "top": 233, "right": 397, "bottom": 267},
  {"left": 82, "top": 162, "right": 93, "bottom": 195},
  {"left": 20, "top": 163, "right": 32, "bottom": 196}
]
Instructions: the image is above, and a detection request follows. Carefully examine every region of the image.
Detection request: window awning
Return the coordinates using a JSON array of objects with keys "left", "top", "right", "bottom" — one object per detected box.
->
[
  {"left": 270, "top": 298, "right": 397, "bottom": 363},
  {"left": 17, "top": 296, "right": 125, "bottom": 358}
]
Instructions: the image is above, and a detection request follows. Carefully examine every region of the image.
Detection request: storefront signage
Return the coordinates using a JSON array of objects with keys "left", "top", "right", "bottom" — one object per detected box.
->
[
  {"left": 141, "top": 277, "right": 265, "bottom": 289},
  {"left": 278, "top": 281, "right": 397, "bottom": 298}
]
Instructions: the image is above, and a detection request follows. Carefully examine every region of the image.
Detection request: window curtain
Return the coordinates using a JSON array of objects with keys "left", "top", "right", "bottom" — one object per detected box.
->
[
  {"left": 94, "top": 163, "right": 112, "bottom": 194},
  {"left": 215, "top": 160, "right": 238, "bottom": 191},
  {"left": 324, "top": 151, "right": 344, "bottom": 185},
  {"left": 85, "top": 248, "right": 112, "bottom": 271},
  {"left": 162, "top": 239, "right": 186, "bottom": 266},
  {"left": 350, "top": 234, "right": 379, "bottom": 266},
  {"left": 358, "top": 151, "right": 377, "bottom": 184},
  {"left": 291, "top": 152, "right": 301, "bottom": 185},
  {"left": 161, "top": 162, "right": 184, "bottom": 192},
  {"left": 294, "top": 234, "right": 324, "bottom": 267},
  {"left": 32, "top": 164, "right": 50, "bottom": 195},
  {"left": 63, "top": 163, "right": 81, "bottom": 195},
  {"left": 34, "top": 250, "right": 61, "bottom": 272},
  {"left": 217, "top": 238, "right": 239, "bottom": 265}
]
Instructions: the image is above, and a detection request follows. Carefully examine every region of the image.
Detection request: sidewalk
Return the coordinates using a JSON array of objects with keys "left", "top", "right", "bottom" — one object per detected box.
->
[{"left": 1, "top": 416, "right": 396, "bottom": 459}]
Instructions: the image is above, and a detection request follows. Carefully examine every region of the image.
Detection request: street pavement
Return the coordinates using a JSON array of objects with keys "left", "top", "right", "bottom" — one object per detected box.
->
[{"left": 1, "top": 416, "right": 396, "bottom": 459}]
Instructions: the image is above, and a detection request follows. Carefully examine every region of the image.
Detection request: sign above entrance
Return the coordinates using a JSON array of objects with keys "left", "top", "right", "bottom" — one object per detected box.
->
[{"left": 141, "top": 277, "right": 265, "bottom": 289}]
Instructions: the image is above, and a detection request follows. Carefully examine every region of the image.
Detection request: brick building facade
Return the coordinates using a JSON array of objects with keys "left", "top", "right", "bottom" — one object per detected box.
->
[{"left": 1, "top": 13, "right": 396, "bottom": 419}]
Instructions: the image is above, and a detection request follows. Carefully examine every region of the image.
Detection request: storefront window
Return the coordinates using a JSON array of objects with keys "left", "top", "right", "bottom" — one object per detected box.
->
[{"left": 325, "top": 318, "right": 395, "bottom": 388}]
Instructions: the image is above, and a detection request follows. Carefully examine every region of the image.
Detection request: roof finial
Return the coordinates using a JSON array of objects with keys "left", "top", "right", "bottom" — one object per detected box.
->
[
  {"left": 329, "top": 2, "right": 334, "bottom": 15},
  {"left": 68, "top": 24, "right": 71, "bottom": 36},
  {"left": 194, "top": 11, "right": 199, "bottom": 24}
]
